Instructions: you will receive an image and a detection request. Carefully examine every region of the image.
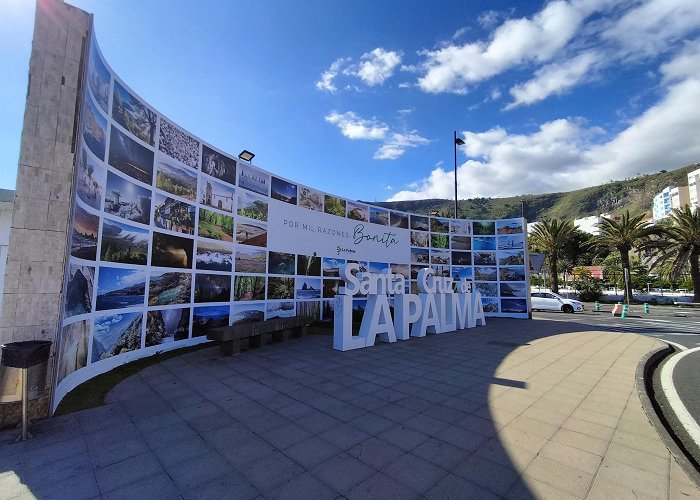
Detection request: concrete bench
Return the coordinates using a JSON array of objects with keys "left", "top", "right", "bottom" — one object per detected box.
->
[{"left": 207, "top": 316, "right": 314, "bottom": 356}]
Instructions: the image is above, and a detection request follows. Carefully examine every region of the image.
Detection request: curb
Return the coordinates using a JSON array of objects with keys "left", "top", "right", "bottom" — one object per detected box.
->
[{"left": 636, "top": 344, "right": 700, "bottom": 487}]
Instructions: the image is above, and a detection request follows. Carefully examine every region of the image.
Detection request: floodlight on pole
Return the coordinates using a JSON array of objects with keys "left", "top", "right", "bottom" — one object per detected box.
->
[
  {"left": 454, "top": 131, "right": 465, "bottom": 219},
  {"left": 238, "top": 150, "right": 255, "bottom": 162}
]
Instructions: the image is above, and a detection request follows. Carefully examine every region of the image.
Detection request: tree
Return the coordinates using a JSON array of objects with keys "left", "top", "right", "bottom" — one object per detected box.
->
[
  {"left": 652, "top": 206, "right": 700, "bottom": 303},
  {"left": 595, "top": 210, "right": 660, "bottom": 304},
  {"left": 530, "top": 219, "right": 580, "bottom": 293}
]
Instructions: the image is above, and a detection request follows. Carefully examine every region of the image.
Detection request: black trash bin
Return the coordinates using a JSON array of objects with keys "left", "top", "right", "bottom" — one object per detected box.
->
[{"left": 1, "top": 340, "right": 52, "bottom": 441}]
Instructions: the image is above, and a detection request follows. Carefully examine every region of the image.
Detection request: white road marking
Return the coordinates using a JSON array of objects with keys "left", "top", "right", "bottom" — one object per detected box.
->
[
  {"left": 664, "top": 340, "right": 688, "bottom": 351},
  {"left": 660, "top": 347, "right": 700, "bottom": 446}
]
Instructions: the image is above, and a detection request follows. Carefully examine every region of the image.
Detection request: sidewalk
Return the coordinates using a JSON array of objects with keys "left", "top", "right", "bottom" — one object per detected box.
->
[{"left": 1, "top": 318, "right": 699, "bottom": 499}]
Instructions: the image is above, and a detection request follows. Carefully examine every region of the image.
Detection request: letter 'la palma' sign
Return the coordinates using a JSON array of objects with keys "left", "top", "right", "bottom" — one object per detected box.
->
[{"left": 333, "top": 264, "right": 486, "bottom": 351}]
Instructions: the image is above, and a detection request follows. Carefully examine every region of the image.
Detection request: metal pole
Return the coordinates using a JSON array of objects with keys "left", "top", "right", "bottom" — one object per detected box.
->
[{"left": 453, "top": 130, "right": 458, "bottom": 218}]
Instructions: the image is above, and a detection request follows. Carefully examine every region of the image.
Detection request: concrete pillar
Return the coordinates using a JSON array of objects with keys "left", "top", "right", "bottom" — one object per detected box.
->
[{"left": 0, "top": 0, "right": 90, "bottom": 397}]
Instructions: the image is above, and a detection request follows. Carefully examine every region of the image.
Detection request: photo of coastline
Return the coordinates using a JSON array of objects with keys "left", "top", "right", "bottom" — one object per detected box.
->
[
  {"left": 148, "top": 271, "right": 191, "bottom": 306},
  {"left": 76, "top": 147, "right": 106, "bottom": 210},
  {"left": 237, "top": 190, "right": 268, "bottom": 221},
  {"left": 267, "top": 277, "right": 294, "bottom": 299},
  {"left": 430, "top": 217, "right": 449, "bottom": 233},
  {"left": 482, "top": 297, "right": 500, "bottom": 313},
  {"left": 198, "top": 208, "right": 233, "bottom": 241},
  {"left": 475, "top": 282, "right": 498, "bottom": 297},
  {"left": 236, "top": 221, "right": 267, "bottom": 247},
  {"left": 87, "top": 41, "right": 110, "bottom": 113},
  {"left": 200, "top": 177, "right": 234, "bottom": 213},
  {"left": 411, "top": 248, "right": 429, "bottom": 264},
  {"left": 233, "top": 275, "right": 265, "bottom": 301},
  {"left": 230, "top": 303, "right": 265, "bottom": 325},
  {"left": 150, "top": 232, "right": 194, "bottom": 269},
  {"left": 154, "top": 193, "right": 196, "bottom": 235},
  {"left": 391, "top": 263, "right": 410, "bottom": 279},
  {"left": 298, "top": 186, "right": 323, "bottom": 211},
  {"left": 81, "top": 93, "right": 107, "bottom": 161},
  {"left": 146, "top": 308, "right": 190, "bottom": 346},
  {"left": 498, "top": 234, "right": 525, "bottom": 250},
  {"left": 500, "top": 282, "right": 528, "bottom": 298},
  {"left": 96, "top": 266, "right": 146, "bottom": 311},
  {"left": 155, "top": 159, "right": 197, "bottom": 201},
  {"left": 271, "top": 177, "right": 297, "bottom": 204},
  {"left": 195, "top": 239, "right": 232, "bottom": 272},
  {"left": 108, "top": 126, "right": 154, "bottom": 184},
  {"left": 100, "top": 218, "right": 149, "bottom": 265},
  {"left": 347, "top": 201, "right": 368, "bottom": 222},
  {"left": 268, "top": 252, "right": 295, "bottom": 275},
  {"left": 473, "top": 236, "right": 496, "bottom": 251},
  {"left": 296, "top": 277, "right": 321, "bottom": 299},
  {"left": 451, "top": 266, "right": 473, "bottom": 280},
  {"left": 501, "top": 299, "right": 527, "bottom": 314},
  {"left": 322, "top": 257, "right": 344, "bottom": 277},
  {"left": 267, "top": 301, "right": 295, "bottom": 319},
  {"left": 92, "top": 311, "right": 143, "bottom": 362},
  {"left": 473, "top": 251, "right": 496, "bottom": 266},
  {"left": 297, "top": 254, "right": 321, "bottom": 276},
  {"left": 324, "top": 195, "right": 346, "bottom": 217},
  {"left": 368, "top": 261, "right": 388, "bottom": 273},
  {"left": 71, "top": 204, "right": 99, "bottom": 260},
  {"left": 63, "top": 263, "right": 95, "bottom": 318},
  {"left": 369, "top": 207, "right": 389, "bottom": 225},
  {"left": 201, "top": 145, "right": 236, "bottom": 184},
  {"left": 104, "top": 171, "right": 151, "bottom": 225},
  {"left": 238, "top": 164, "right": 269, "bottom": 196},
  {"left": 192, "top": 305, "right": 229, "bottom": 337},
  {"left": 474, "top": 267, "right": 498, "bottom": 281},
  {"left": 410, "top": 215, "right": 429, "bottom": 231},
  {"left": 430, "top": 249, "right": 450, "bottom": 265},
  {"left": 500, "top": 266, "right": 527, "bottom": 281},
  {"left": 56, "top": 320, "right": 89, "bottom": 384},
  {"left": 451, "top": 236, "right": 471, "bottom": 250},
  {"left": 159, "top": 119, "right": 200, "bottom": 170},
  {"left": 497, "top": 219, "right": 524, "bottom": 235},
  {"left": 194, "top": 273, "right": 231, "bottom": 303},
  {"left": 112, "top": 80, "right": 156, "bottom": 146},
  {"left": 235, "top": 247, "right": 266, "bottom": 273},
  {"left": 499, "top": 250, "right": 525, "bottom": 265},
  {"left": 390, "top": 212, "right": 409, "bottom": 229}
]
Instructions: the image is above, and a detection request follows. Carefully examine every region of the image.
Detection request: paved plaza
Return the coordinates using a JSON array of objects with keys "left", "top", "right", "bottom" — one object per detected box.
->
[{"left": 1, "top": 317, "right": 700, "bottom": 499}]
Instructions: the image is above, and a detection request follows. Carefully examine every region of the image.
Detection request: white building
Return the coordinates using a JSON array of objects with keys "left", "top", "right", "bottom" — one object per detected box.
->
[
  {"left": 688, "top": 167, "right": 700, "bottom": 210},
  {"left": 574, "top": 215, "right": 604, "bottom": 236},
  {"left": 653, "top": 185, "right": 690, "bottom": 220}
]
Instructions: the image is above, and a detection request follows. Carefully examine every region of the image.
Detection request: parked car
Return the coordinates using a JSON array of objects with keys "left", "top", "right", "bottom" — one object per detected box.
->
[{"left": 531, "top": 292, "right": 584, "bottom": 313}]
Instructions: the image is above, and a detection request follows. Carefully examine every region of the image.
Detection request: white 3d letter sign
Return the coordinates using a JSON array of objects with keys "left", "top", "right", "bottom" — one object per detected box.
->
[{"left": 333, "top": 264, "right": 485, "bottom": 351}]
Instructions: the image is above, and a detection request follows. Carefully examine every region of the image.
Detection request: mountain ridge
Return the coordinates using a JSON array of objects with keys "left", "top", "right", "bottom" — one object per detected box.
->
[{"left": 370, "top": 162, "right": 700, "bottom": 221}]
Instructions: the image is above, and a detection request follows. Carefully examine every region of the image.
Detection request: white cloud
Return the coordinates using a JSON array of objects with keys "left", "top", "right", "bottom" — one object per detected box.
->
[
  {"left": 324, "top": 111, "right": 388, "bottom": 140},
  {"left": 389, "top": 47, "right": 700, "bottom": 201},
  {"left": 506, "top": 50, "right": 601, "bottom": 108},
  {"left": 374, "top": 132, "right": 430, "bottom": 160},
  {"left": 325, "top": 111, "right": 429, "bottom": 160},
  {"left": 417, "top": 1, "right": 585, "bottom": 94},
  {"left": 315, "top": 58, "right": 350, "bottom": 92},
  {"left": 356, "top": 48, "right": 402, "bottom": 86},
  {"left": 603, "top": 0, "right": 700, "bottom": 59}
]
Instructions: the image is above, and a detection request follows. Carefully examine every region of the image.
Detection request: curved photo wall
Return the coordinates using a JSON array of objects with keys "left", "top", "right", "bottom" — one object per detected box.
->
[{"left": 54, "top": 29, "right": 530, "bottom": 411}]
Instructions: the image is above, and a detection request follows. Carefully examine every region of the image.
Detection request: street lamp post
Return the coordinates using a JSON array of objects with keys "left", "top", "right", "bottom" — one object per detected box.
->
[{"left": 454, "top": 131, "right": 465, "bottom": 218}]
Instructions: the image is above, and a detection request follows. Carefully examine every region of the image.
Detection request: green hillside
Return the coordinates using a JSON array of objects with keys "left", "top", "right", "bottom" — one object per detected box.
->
[{"left": 370, "top": 162, "right": 700, "bottom": 221}]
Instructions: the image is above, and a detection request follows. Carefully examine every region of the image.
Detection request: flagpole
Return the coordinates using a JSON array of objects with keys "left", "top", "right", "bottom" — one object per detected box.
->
[{"left": 453, "top": 130, "right": 458, "bottom": 218}]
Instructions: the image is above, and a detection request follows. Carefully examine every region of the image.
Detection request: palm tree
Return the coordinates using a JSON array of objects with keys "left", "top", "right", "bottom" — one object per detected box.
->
[
  {"left": 530, "top": 219, "right": 579, "bottom": 293},
  {"left": 596, "top": 211, "right": 660, "bottom": 304},
  {"left": 652, "top": 206, "right": 700, "bottom": 303}
]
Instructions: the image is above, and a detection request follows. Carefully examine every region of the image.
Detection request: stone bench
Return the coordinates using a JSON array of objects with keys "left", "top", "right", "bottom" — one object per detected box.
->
[{"left": 207, "top": 316, "right": 314, "bottom": 356}]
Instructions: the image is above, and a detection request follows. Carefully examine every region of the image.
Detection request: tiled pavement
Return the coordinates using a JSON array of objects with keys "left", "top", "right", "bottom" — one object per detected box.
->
[{"left": 1, "top": 317, "right": 700, "bottom": 499}]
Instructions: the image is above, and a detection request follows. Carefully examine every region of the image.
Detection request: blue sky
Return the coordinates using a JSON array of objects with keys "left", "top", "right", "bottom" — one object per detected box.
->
[{"left": 1, "top": 0, "right": 699, "bottom": 203}]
